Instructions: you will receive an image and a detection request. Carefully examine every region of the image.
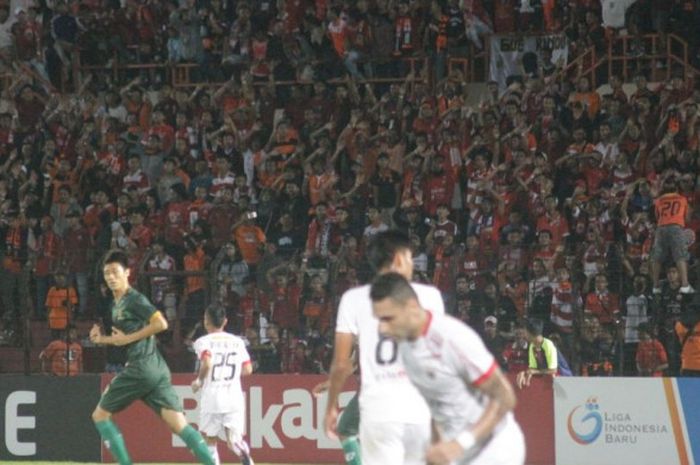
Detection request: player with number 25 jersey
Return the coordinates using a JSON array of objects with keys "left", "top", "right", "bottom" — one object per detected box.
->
[{"left": 193, "top": 305, "right": 254, "bottom": 465}]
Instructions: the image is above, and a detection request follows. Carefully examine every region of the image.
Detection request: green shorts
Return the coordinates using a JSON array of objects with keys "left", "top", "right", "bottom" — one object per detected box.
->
[
  {"left": 99, "top": 354, "right": 182, "bottom": 414},
  {"left": 337, "top": 392, "right": 359, "bottom": 437}
]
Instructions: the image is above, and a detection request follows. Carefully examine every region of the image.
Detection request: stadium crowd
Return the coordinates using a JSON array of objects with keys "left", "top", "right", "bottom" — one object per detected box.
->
[{"left": 0, "top": 0, "right": 699, "bottom": 378}]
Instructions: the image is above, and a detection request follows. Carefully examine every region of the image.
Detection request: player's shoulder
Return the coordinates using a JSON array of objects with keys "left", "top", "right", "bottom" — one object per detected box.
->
[
  {"left": 127, "top": 287, "right": 151, "bottom": 305},
  {"left": 195, "top": 331, "right": 243, "bottom": 343},
  {"left": 338, "top": 284, "right": 370, "bottom": 314},
  {"left": 340, "top": 284, "right": 370, "bottom": 302},
  {"left": 430, "top": 313, "right": 481, "bottom": 344},
  {"left": 411, "top": 282, "right": 441, "bottom": 297},
  {"left": 411, "top": 282, "right": 445, "bottom": 314}
]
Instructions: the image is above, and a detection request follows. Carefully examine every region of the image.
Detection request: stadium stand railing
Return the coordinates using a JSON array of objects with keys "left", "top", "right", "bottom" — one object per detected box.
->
[{"left": 69, "top": 32, "right": 697, "bottom": 93}]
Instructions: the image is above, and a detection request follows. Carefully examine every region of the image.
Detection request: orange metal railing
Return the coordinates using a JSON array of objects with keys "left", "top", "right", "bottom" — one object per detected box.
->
[
  {"left": 7, "top": 32, "right": 700, "bottom": 98},
  {"left": 547, "top": 45, "right": 602, "bottom": 88},
  {"left": 74, "top": 51, "right": 431, "bottom": 90},
  {"left": 446, "top": 43, "right": 490, "bottom": 83}
]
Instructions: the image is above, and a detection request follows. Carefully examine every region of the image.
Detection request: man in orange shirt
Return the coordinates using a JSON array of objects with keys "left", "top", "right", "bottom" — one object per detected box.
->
[
  {"left": 233, "top": 211, "right": 266, "bottom": 266},
  {"left": 676, "top": 309, "right": 700, "bottom": 376},
  {"left": 569, "top": 76, "right": 601, "bottom": 119},
  {"left": 651, "top": 177, "right": 694, "bottom": 294},
  {"left": 636, "top": 323, "right": 668, "bottom": 377},
  {"left": 183, "top": 237, "right": 208, "bottom": 330},
  {"left": 46, "top": 271, "right": 78, "bottom": 336},
  {"left": 40, "top": 324, "right": 83, "bottom": 376}
]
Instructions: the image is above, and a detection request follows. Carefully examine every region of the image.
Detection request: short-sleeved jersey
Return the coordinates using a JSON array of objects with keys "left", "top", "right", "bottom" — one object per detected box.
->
[
  {"left": 655, "top": 193, "right": 688, "bottom": 227},
  {"left": 193, "top": 331, "right": 251, "bottom": 413},
  {"left": 335, "top": 282, "right": 445, "bottom": 424},
  {"left": 399, "top": 312, "right": 518, "bottom": 441},
  {"left": 112, "top": 288, "right": 160, "bottom": 362}
]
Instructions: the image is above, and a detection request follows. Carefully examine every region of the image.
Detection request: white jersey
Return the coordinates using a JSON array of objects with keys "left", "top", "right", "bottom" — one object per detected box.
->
[
  {"left": 400, "top": 312, "right": 524, "bottom": 464},
  {"left": 336, "top": 282, "right": 445, "bottom": 424},
  {"left": 193, "top": 331, "right": 251, "bottom": 413}
]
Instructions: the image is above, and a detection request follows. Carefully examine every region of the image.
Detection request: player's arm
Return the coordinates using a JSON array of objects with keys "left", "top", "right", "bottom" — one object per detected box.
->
[
  {"left": 467, "top": 366, "right": 517, "bottom": 443},
  {"left": 192, "top": 350, "right": 212, "bottom": 393},
  {"left": 241, "top": 359, "right": 253, "bottom": 376},
  {"left": 428, "top": 365, "right": 517, "bottom": 463},
  {"left": 323, "top": 331, "right": 355, "bottom": 439}
]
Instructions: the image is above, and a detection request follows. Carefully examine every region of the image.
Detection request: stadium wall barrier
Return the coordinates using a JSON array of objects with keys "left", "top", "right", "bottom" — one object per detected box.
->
[
  {"left": 5, "top": 374, "right": 699, "bottom": 464},
  {"left": 554, "top": 377, "right": 700, "bottom": 465},
  {"left": 0, "top": 375, "right": 102, "bottom": 461},
  {"left": 0, "top": 373, "right": 554, "bottom": 463}
]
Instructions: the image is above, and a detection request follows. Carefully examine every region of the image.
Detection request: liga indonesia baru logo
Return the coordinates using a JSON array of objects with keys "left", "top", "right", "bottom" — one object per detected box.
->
[{"left": 567, "top": 397, "right": 603, "bottom": 445}]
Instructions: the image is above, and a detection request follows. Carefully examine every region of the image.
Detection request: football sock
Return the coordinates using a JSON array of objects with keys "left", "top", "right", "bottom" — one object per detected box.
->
[
  {"left": 341, "top": 436, "right": 362, "bottom": 465},
  {"left": 95, "top": 420, "right": 132, "bottom": 465},
  {"left": 207, "top": 443, "right": 220, "bottom": 465},
  {"left": 226, "top": 429, "right": 253, "bottom": 464},
  {"left": 179, "top": 425, "right": 216, "bottom": 465}
]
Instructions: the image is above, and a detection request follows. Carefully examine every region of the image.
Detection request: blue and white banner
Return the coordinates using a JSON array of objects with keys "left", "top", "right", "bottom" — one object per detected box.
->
[{"left": 554, "top": 378, "right": 700, "bottom": 465}]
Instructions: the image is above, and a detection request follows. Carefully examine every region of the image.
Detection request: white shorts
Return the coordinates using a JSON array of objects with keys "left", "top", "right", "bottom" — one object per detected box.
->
[
  {"left": 359, "top": 420, "right": 430, "bottom": 465},
  {"left": 457, "top": 418, "right": 525, "bottom": 465},
  {"left": 199, "top": 409, "right": 245, "bottom": 442}
]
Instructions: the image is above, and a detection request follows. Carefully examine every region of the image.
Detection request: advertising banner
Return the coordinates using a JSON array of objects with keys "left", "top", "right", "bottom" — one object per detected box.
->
[
  {"left": 106, "top": 373, "right": 555, "bottom": 464},
  {"left": 0, "top": 372, "right": 554, "bottom": 464},
  {"left": 105, "top": 373, "right": 356, "bottom": 463},
  {"left": 0, "top": 375, "right": 102, "bottom": 461},
  {"left": 554, "top": 377, "right": 699, "bottom": 465},
  {"left": 489, "top": 34, "right": 568, "bottom": 90}
]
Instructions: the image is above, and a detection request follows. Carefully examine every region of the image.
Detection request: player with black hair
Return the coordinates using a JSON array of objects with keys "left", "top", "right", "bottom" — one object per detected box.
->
[
  {"left": 90, "top": 249, "right": 216, "bottom": 465},
  {"left": 321, "top": 230, "right": 445, "bottom": 465},
  {"left": 370, "top": 272, "right": 525, "bottom": 465},
  {"left": 192, "top": 304, "right": 254, "bottom": 465}
]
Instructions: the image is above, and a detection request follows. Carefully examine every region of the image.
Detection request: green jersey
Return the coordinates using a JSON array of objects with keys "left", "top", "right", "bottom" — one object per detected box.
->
[{"left": 112, "top": 288, "right": 160, "bottom": 362}]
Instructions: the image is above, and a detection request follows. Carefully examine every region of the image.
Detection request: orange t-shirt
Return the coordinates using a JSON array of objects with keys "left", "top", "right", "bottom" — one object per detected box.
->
[
  {"left": 41, "top": 340, "right": 82, "bottom": 376},
  {"left": 571, "top": 91, "right": 601, "bottom": 119},
  {"left": 636, "top": 339, "right": 668, "bottom": 376},
  {"left": 46, "top": 287, "right": 78, "bottom": 330},
  {"left": 184, "top": 247, "right": 206, "bottom": 294},
  {"left": 655, "top": 193, "right": 688, "bottom": 227},
  {"left": 676, "top": 321, "right": 700, "bottom": 371},
  {"left": 233, "top": 225, "right": 266, "bottom": 264}
]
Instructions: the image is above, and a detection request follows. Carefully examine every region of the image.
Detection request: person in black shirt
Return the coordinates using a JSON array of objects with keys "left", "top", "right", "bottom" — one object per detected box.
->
[
  {"left": 393, "top": 205, "right": 429, "bottom": 243},
  {"left": 268, "top": 212, "right": 305, "bottom": 259},
  {"left": 483, "top": 315, "right": 507, "bottom": 368},
  {"left": 253, "top": 324, "right": 282, "bottom": 374},
  {"left": 370, "top": 153, "right": 401, "bottom": 222}
]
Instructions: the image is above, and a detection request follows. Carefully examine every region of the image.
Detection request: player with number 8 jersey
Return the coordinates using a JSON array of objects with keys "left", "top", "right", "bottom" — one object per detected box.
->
[{"left": 325, "top": 231, "right": 445, "bottom": 465}]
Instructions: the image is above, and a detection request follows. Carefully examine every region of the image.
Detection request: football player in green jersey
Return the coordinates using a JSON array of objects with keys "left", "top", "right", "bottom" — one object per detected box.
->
[{"left": 90, "top": 249, "right": 215, "bottom": 465}]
